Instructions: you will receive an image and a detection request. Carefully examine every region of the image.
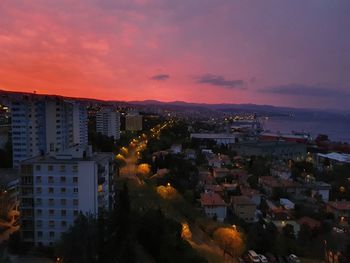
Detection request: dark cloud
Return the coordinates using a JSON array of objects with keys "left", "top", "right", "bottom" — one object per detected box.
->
[
  {"left": 195, "top": 74, "right": 244, "bottom": 89},
  {"left": 261, "top": 83, "right": 350, "bottom": 98},
  {"left": 150, "top": 74, "right": 170, "bottom": 81}
]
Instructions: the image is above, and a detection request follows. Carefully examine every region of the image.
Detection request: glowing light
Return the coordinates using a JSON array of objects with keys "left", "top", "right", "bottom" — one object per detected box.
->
[
  {"left": 156, "top": 185, "right": 178, "bottom": 200},
  {"left": 181, "top": 222, "right": 192, "bottom": 240}
]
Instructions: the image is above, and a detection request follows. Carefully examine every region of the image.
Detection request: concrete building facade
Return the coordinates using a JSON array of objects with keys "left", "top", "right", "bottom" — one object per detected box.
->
[
  {"left": 19, "top": 145, "right": 114, "bottom": 246},
  {"left": 96, "top": 108, "right": 120, "bottom": 140},
  {"left": 11, "top": 98, "right": 88, "bottom": 168}
]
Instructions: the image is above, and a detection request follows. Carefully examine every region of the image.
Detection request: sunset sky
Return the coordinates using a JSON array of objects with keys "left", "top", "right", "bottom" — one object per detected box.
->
[{"left": 0, "top": 0, "right": 349, "bottom": 109}]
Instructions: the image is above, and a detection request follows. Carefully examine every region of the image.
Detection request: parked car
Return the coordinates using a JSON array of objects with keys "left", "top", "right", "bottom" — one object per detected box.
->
[
  {"left": 247, "top": 250, "right": 260, "bottom": 263},
  {"left": 333, "top": 226, "right": 345, "bottom": 234},
  {"left": 287, "top": 254, "right": 300, "bottom": 263},
  {"left": 258, "top": 254, "right": 268, "bottom": 263}
]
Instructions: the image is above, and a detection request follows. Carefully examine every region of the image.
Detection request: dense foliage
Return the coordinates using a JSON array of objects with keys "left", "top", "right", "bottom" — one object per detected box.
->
[{"left": 56, "top": 183, "right": 207, "bottom": 263}]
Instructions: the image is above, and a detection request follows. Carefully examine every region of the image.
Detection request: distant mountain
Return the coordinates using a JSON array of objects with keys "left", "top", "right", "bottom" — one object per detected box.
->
[{"left": 1, "top": 89, "right": 349, "bottom": 117}]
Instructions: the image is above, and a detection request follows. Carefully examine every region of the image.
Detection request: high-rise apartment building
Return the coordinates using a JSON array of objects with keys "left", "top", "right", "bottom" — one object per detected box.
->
[
  {"left": 11, "top": 98, "right": 88, "bottom": 168},
  {"left": 96, "top": 108, "right": 120, "bottom": 140},
  {"left": 125, "top": 111, "right": 142, "bottom": 131},
  {"left": 19, "top": 145, "right": 114, "bottom": 246}
]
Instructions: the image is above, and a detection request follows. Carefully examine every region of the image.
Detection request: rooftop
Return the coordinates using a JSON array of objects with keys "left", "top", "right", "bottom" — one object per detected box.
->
[
  {"left": 21, "top": 145, "right": 113, "bottom": 164},
  {"left": 231, "top": 195, "right": 255, "bottom": 206},
  {"left": 200, "top": 192, "right": 226, "bottom": 206},
  {"left": 327, "top": 201, "right": 350, "bottom": 211},
  {"left": 241, "top": 186, "right": 261, "bottom": 197},
  {"left": 260, "top": 176, "right": 301, "bottom": 188},
  {"left": 318, "top": 152, "right": 350, "bottom": 163}
]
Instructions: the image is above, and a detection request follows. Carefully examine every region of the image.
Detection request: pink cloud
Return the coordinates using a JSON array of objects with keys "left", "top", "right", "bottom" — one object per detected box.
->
[{"left": 0, "top": 0, "right": 348, "bottom": 109}]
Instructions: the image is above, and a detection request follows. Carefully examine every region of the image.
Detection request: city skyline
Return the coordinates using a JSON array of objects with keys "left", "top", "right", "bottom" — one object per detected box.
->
[{"left": 0, "top": 0, "right": 349, "bottom": 110}]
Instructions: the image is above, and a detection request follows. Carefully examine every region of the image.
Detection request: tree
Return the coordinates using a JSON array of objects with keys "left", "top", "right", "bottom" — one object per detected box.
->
[
  {"left": 298, "top": 224, "right": 313, "bottom": 248},
  {"left": 213, "top": 227, "right": 245, "bottom": 258},
  {"left": 56, "top": 214, "right": 98, "bottom": 263},
  {"left": 282, "top": 224, "right": 295, "bottom": 239},
  {"left": 247, "top": 221, "right": 278, "bottom": 253},
  {"left": 0, "top": 246, "right": 11, "bottom": 263}
]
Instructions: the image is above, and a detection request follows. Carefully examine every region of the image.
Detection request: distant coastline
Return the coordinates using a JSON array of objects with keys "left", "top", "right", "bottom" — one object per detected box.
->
[{"left": 260, "top": 114, "right": 350, "bottom": 143}]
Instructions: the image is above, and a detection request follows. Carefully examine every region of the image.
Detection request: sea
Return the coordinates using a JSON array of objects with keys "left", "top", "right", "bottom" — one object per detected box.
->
[{"left": 259, "top": 113, "right": 350, "bottom": 143}]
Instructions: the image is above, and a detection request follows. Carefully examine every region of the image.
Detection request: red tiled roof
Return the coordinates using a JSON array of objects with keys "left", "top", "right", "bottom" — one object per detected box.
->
[
  {"left": 260, "top": 176, "right": 300, "bottom": 188},
  {"left": 200, "top": 192, "right": 226, "bottom": 206},
  {"left": 327, "top": 201, "right": 350, "bottom": 211},
  {"left": 241, "top": 187, "right": 261, "bottom": 197}
]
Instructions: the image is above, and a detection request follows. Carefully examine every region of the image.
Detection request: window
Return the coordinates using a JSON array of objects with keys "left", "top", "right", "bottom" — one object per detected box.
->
[
  {"left": 36, "top": 198, "right": 42, "bottom": 205},
  {"left": 37, "top": 209, "right": 42, "bottom": 216},
  {"left": 48, "top": 187, "right": 54, "bottom": 194},
  {"left": 60, "top": 176, "right": 66, "bottom": 183},
  {"left": 49, "top": 209, "right": 54, "bottom": 216},
  {"left": 37, "top": 231, "right": 43, "bottom": 238},
  {"left": 73, "top": 177, "right": 78, "bottom": 183},
  {"left": 36, "top": 187, "right": 42, "bottom": 194},
  {"left": 48, "top": 176, "right": 54, "bottom": 183},
  {"left": 35, "top": 165, "right": 41, "bottom": 171},
  {"left": 73, "top": 199, "right": 79, "bottom": 206},
  {"left": 73, "top": 188, "right": 78, "bottom": 194},
  {"left": 61, "top": 210, "right": 67, "bottom": 217},
  {"left": 49, "top": 220, "right": 55, "bottom": 228},
  {"left": 49, "top": 231, "right": 55, "bottom": 239},
  {"left": 36, "top": 176, "right": 42, "bottom": 183},
  {"left": 48, "top": 199, "right": 55, "bottom": 206},
  {"left": 61, "top": 221, "right": 67, "bottom": 227},
  {"left": 36, "top": 220, "right": 42, "bottom": 227},
  {"left": 60, "top": 165, "right": 66, "bottom": 172},
  {"left": 61, "top": 188, "right": 66, "bottom": 194},
  {"left": 48, "top": 165, "right": 53, "bottom": 171},
  {"left": 73, "top": 210, "right": 78, "bottom": 217},
  {"left": 60, "top": 199, "right": 66, "bottom": 206},
  {"left": 72, "top": 165, "right": 78, "bottom": 172}
]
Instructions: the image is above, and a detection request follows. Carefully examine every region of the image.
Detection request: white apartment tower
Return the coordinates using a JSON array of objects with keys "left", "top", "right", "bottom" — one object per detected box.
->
[
  {"left": 96, "top": 108, "right": 120, "bottom": 140},
  {"left": 11, "top": 98, "right": 88, "bottom": 168},
  {"left": 19, "top": 145, "right": 114, "bottom": 246}
]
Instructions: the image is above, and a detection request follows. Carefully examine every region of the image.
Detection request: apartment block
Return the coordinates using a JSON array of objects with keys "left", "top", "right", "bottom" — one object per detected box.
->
[
  {"left": 19, "top": 145, "right": 114, "bottom": 246},
  {"left": 11, "top": 98, "right": 88, "bottom": 168},
  {"left": 96, "top": 108, "right": 120, "bottom": 140}
]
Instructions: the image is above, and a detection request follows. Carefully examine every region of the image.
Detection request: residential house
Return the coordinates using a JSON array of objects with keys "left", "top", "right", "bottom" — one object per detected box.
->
[
  {"left": 231, "top": 196, "right": 257, "bottom": 223},
  {"left": 213, "top": 168, "right": 230, "bottom": 178},
  {"left": 326, "top": 201, "right": 350, "bottom": 225},
  {"left": 200, "top": 192, "right": 227, "bottom": 222},
  {"left": 259, "top": 176, "right": 304, "bottom": 198},
  {"left": 308, "top": 181, "right": 331, "bottom": 202},
  {"left": 240, "top": 186, "right": 262, "bottom": 206}
]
